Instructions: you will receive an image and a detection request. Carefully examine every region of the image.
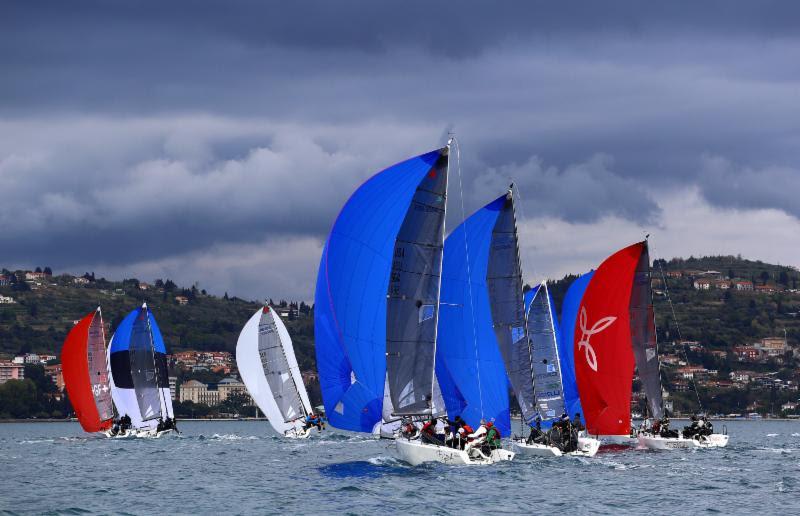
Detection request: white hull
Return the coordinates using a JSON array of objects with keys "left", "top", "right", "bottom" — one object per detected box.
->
[
  {"left": 105, "top": 428, "right": 175, "bottom": 439},
  {"left": 394, "top": 439, "right": 515, "bottom": 466},
  {"left": 285, "top": 426, "right": 313, "bottom": 439},
  {"left": 512, "top": 437, "right": 600, "bottom": 457},
  {"left": 597, "top": 434, "right": 638, "bottom": 447},
  {"left": 638, "top": 433, "right": 729, "bottom": 450}
]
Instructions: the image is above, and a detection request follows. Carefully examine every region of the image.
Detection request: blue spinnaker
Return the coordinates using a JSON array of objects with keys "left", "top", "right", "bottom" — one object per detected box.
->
[
  {"left": 314, "top": 149, "right": 446, "bottom": 433},
  {"left": 435, "top": 195, "right": 511, "bottom": 436},
  {"left": 558, "top": 271, "right": 594, "bottom": 420}
]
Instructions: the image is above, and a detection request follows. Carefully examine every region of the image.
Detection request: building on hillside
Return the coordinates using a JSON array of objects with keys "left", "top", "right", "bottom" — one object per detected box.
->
[
  {"left": 755, "top": 284, "right": 778, "bottom": 293},
  {"left": 709, "top": 350, "right": 728, "bottom": 359},
  {"left": 22, "top": 353, "right": 40, "bottom": 364},
  {"left": 757, "top": 337, "right": 789, "bottom": 357},
  {"left": 73, "top": 277, "right": 90, "bottom": 285},
  {"left": 0, "top": 295, "right": 15, "bottom": 304},
  {"left": 666, "top": 271, "right": 683, "bottom": 278},
  {"left": 782, "top": 402, "right": 798, "bottom": 412},
  {"left": 169, "top": 376, "right": 178, "bottom": 400},
  {"left": 44, "top": 364, "right": 64, "bottom": 390},
  {"left": 715, "top": 280, "right": 731, "bottom": 289},
  {"left": 733, "top": 280, "right": 754, "bottom": 291},
  {"left": 0, "top": 362, "right": 25, "bottom": 384},
  {"left": 175, "top": 296, "right": 189, "bottom": 306},
  {"left": 0, "top": 274, "right": 11, "bottom": 286},
  {"left": 676, "top": 366, "right": 709, "bottom": 379},
  {"left": 25, "top": 271, "right": 51, "bottom": 281},
  {"left": 138, "top": 282, "right": 151, "bottom": 290},
  {"left": 693, "top": 279, "right": 712, "bottom": 290},
  {"left": 733, "top": 346, "right": 761, "bottom": 362},
  {"left": 730, "top": 371, "right": 756, "bottom": 383}
]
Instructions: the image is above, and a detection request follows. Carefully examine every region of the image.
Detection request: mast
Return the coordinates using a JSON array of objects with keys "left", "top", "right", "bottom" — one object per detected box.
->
[
  {"left": 428, "top": 139, "right": 451, "bottom": 417},
  {"left": 509, "top": 185, "right": 536, "bottom": 427}
]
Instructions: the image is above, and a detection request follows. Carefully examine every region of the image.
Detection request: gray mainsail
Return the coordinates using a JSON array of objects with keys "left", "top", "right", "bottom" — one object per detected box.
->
[
  {"left": 529, "top": 284, "right": 566, "bottom": 421},
  {"left": 87, "top": 313, "right": 113, "bottom": 422},
  {"left": 386, "top": 149, "right": 448, "bottom": 416},
  {"left": 129, "top": 309, "right": 162, "bottom": 422},
  {"left": 630, "top": 242, "right": 663, "bottom": 419},
  {"left": 487, "top": 192, "right": 537, "bottom": 423},
  {"left": 258, "top": 308, "right": 307, "bottom": 423}
]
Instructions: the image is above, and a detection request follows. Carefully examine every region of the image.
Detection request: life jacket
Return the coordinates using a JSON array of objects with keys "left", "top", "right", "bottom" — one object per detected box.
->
[
  {"left": 421, "top": 421, "right": 436, "bottom": 435},
  {"left": 462, "top": 424, "right": 474, "bottom": 435}
]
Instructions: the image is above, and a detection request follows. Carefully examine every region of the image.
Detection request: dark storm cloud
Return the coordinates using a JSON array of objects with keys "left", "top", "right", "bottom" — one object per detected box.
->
[{"left": 2, "top": 1, "right": 799, "bottom": 298}]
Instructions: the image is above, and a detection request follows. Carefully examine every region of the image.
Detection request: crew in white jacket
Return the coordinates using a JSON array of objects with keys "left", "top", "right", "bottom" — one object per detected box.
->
[{"left": 464, "top": 419, "right": 488, "bottom": 455}]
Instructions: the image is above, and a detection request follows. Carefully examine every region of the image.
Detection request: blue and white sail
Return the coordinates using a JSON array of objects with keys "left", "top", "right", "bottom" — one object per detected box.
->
[
  {"left": 558, "top": 272, "right": 593, "bottom": 420},
  {"left": 108, "top": 303, "right": 173, "bottom": 430},
  {"left": 435, "top": 193, "right": 515, "bottom": 437},
  {"left": 314, "top": 148, "right": 449, "bottom": 433}
]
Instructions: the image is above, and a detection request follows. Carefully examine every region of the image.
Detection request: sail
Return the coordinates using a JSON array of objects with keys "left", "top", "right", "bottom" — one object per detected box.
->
[
  {"left": 630, "top": 243, "right": 663, "bottom": 419},
  {"left": 574, "top": 243, "right": 645, "bottom": 436},
  {"left": 486, "top": 192, "right": 535, "bottom": 426},
  {"left": 558, "top": 272, "right": 593, "bottom": 420},
  {"left": 385, "top": 156, "right": 447, "bottom": 417},
  {"left": 527, "top": 283, "right": 566, "bottom": 425},
  {"left": 61, "top": 309, "right": 113, "bottom": 432},
  {"left": 237, "top": 307, "right": 312, "bottom": 435},
  {"left": 435, "top": 194, "right": 512, "bottom": 436},
  {"left": 108, "top": 304, "right": 172, "bottom": 429},
  {"left": 314, "top": 148, "right": 448, "bottom": 433}
]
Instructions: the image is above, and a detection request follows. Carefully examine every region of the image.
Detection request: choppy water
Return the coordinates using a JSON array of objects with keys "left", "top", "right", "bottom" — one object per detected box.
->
[{"left": 1, "top": 420, "right": 798, "bottom": 514}]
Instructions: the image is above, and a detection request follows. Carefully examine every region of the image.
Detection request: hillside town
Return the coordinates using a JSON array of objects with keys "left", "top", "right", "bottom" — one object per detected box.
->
[{"left": 1, "top": 258, "right": 799, "bottom": 419}]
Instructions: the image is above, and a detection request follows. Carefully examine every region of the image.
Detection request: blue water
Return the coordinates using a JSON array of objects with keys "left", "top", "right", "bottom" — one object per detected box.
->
[{"left": 1, "top": 420, "right": 798, "bottom": 514}]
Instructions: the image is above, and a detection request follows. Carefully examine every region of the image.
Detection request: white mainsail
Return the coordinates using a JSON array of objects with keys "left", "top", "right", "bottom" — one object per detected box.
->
[{"left": 237, "top": 306, "right": 312, "bottom": 436}]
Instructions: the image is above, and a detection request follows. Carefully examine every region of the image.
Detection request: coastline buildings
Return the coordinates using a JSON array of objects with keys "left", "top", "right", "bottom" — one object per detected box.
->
[
  {"left": 0, "top": 362, "right": 25, "bottom": 384},
  {"left": 178, "top": 377, "right": 252, "bottom": 407}
]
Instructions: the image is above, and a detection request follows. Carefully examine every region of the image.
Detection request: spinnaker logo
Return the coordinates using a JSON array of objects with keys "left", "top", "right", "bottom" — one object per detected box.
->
[{"left": 578, "top": 307, "right": 617, "bottom": 372}]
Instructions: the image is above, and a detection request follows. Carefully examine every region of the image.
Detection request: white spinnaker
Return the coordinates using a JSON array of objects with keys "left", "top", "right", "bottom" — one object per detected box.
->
[
  {"left": 237, "top": 308, "right": 311, "bottom": 435},
  {"left": 107, "top": 332, "right": 157, "bottom": 430}
]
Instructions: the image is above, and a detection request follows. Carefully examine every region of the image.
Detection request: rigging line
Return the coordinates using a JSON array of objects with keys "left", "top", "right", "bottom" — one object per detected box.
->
[
  {"left": 650, "top": 241, "right": 704, "bottom": 413},
  {"left": 452, "top": 136, "right": 484, "bottom": 416}
]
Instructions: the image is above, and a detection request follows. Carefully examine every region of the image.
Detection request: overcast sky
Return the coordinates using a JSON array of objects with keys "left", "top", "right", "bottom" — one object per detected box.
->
[{"left": 2, "top": 2, "right": 799, "bottom": 301}]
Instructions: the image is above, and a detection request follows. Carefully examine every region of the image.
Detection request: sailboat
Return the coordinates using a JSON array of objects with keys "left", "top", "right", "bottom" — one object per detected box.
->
[
  {"left": 315, "top": 143, "right": 509, "bottom": 465},
  {"left": 571, "top": 240, "right": 728, "bottom": 448},
  {"left": 511, "top": 282, "right": 600, "bottom": 457},
  {"left": 107, "top": 303, "right": 176, "bottom": 438},
  {"left": 61, "top": 307, "right": 115, "bottom": 434},
  {"left": 236, "top": 305, "right": 314, "bottom": 438}
]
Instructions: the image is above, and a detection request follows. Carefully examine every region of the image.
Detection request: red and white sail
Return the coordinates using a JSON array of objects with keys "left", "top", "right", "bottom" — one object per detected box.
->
[
  {"left": 62, "top": 308, "right": 114, "bottom": 433},
  {"left": 574, "top": 242, "right": 645, "bottom": 437}
]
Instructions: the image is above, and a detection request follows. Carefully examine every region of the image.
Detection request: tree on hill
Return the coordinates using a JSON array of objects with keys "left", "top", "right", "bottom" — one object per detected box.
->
[
  {"left": 43, "top": 267, "right": 52, "bottom": 275},
  {"left": 35, "top": 267, "right": 42, "bottom": 273}
]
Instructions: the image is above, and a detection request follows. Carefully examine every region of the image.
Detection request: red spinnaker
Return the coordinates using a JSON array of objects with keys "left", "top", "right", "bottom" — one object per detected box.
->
[
  {"left": 574, "top": 242, "right": 645, "bottom": 436},
  {"left": 62, "top": 310, "right": 113, "bottom": 432}
]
